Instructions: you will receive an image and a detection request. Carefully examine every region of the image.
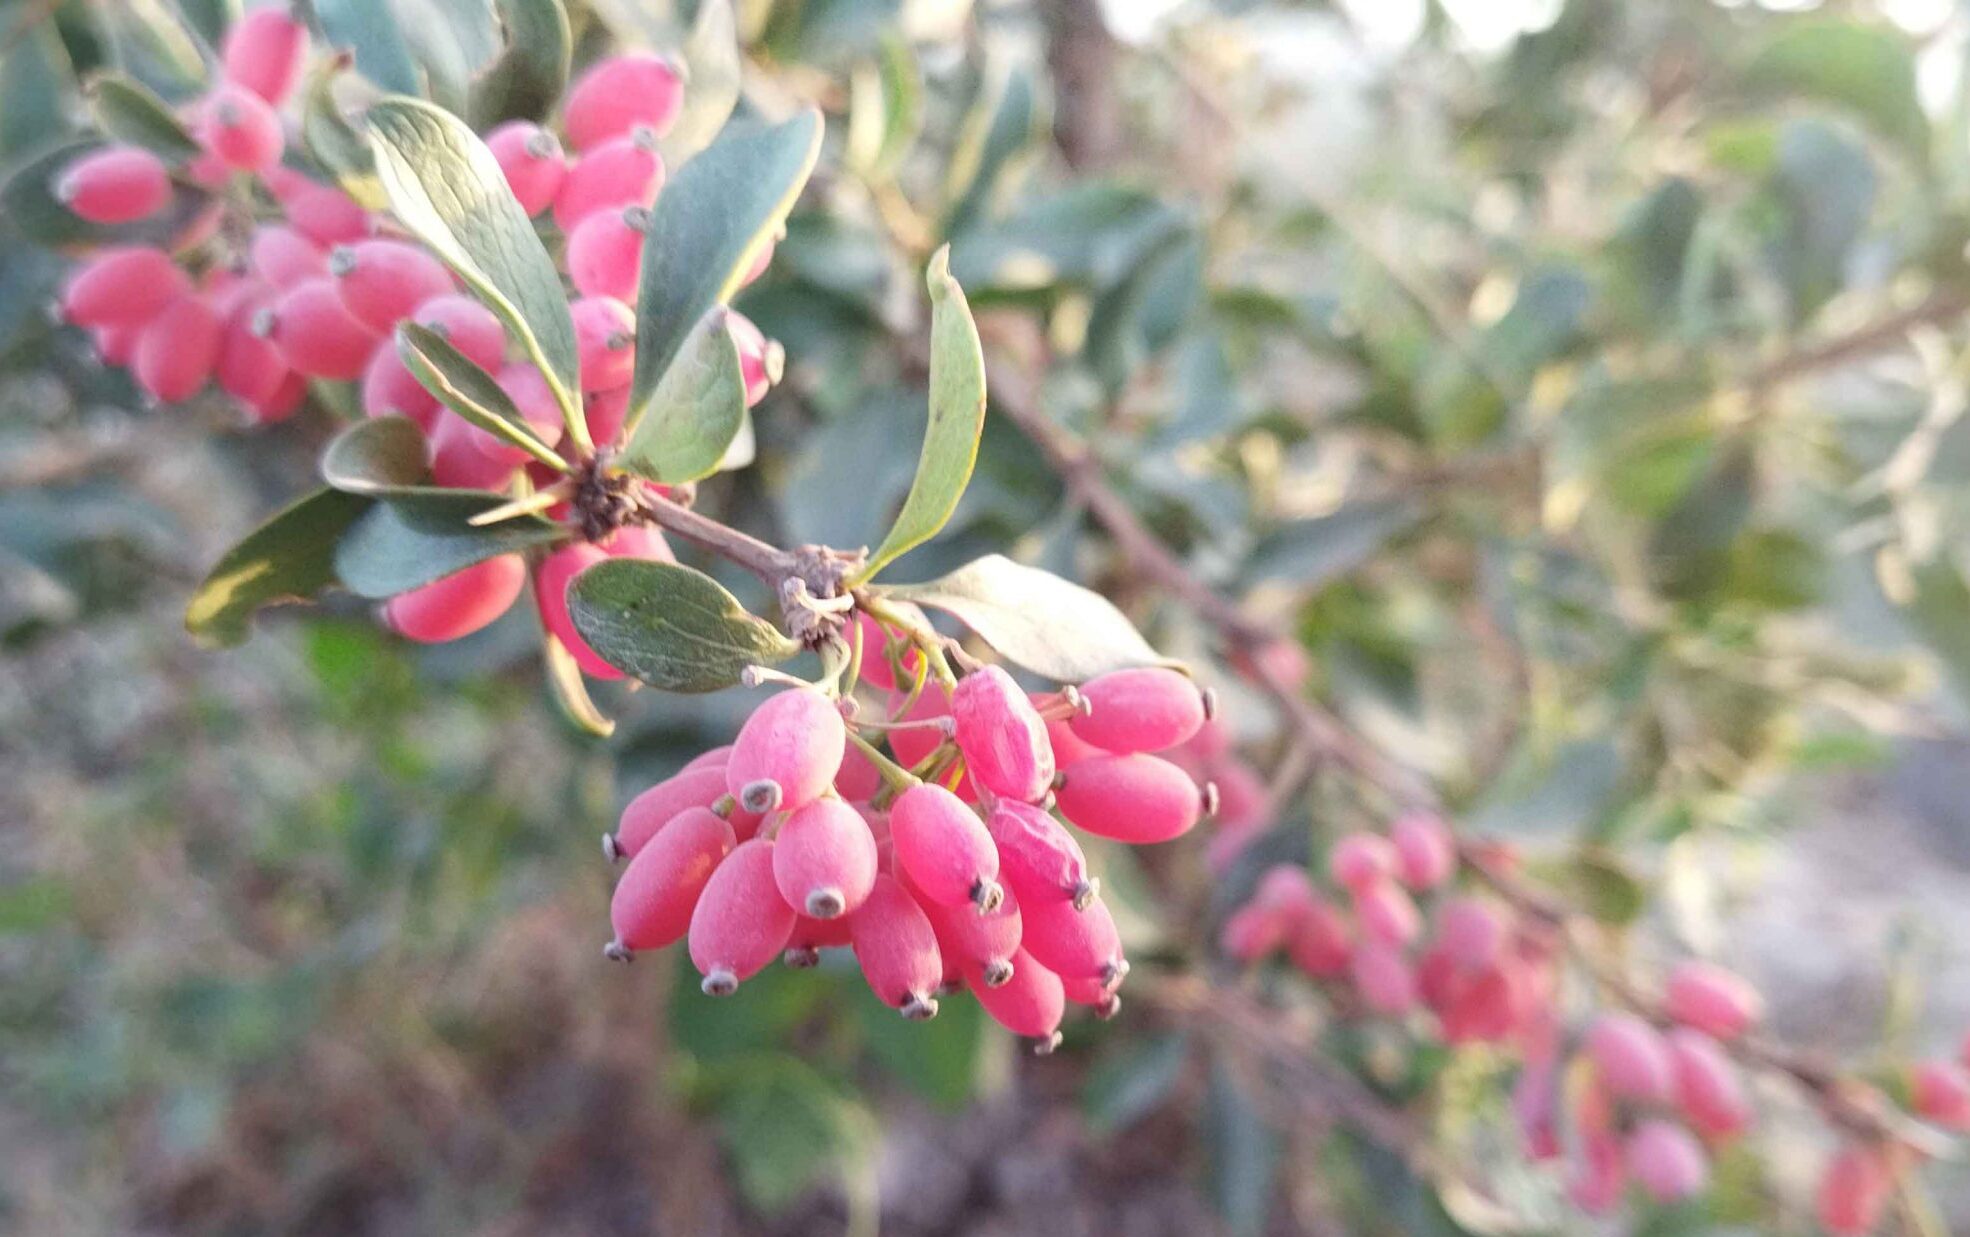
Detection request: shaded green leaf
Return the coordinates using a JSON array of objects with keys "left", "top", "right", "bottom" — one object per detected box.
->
[
  {"left": 1204, "top": 1059, "right": 1278, "bottom": 1237},
  {"left": 659, "top": 0, "right": 740, "bottom": 164},
  {"left": 631, "top": 108, "right": 823, "bottom": 413},
  {"left": 1561, "top": 850, "right": 1647, "bottom": 926},
  {"left": 300, "top": 55, "right": 388, "bottom": 209},
  {"left": 1744, "top": 20, "right": 1927, "bottom": 160},
  {"left": 314, "top": 0, "right": 425, "bottom": 96},
  {"left": 397, "top": 321, "right": 564, "bottom": 467},
  {"left": 86, "top": 71, "right": 200, "bottom": 163},
  {"left": 706, "top": 1057, "right": 876, "bottom": 1215},
  {"left": 1245, "top": 497, "right": 1421, "bottom": 589},
  {"left": 544, "top": 632, "right": 615, "bottom": 736},
  {"left": 846, "top": 33, "right": 921, "bottom": 178},
  {"left": 469, "top": 0, "right": 573, "bottom": 128},
  {"left": 567, "top": 558, "right": 800, "bottom": 692},
  {"left": 334, "top": 491, "right": 562, "bottom": 598},
  {"left": 618, "top": 309, "right": 747, "bottom": 484},
  {"left": 185, "top": 488, "right": 373, "bottom": 648},
  {"left": 877, "top": 555, "right": 1170, "bottom": 682},
  {"left": 942, "top": 66, "right": 1039, "bottom": 237},
  {"left": 320, "top": 415, "right": 433, "bottom": 496},
  {"left": 855, "top": 247, "right": 986, "bottom": 582}
]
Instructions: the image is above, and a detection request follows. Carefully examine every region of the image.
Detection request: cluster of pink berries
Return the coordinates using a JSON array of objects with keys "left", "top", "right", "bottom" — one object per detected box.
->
[
  {"left": 603, "top": 618, "right": 1220, "bottom": 1050},
  {"left": 52, "top": 14, "right": 781, "bottom": 652}
]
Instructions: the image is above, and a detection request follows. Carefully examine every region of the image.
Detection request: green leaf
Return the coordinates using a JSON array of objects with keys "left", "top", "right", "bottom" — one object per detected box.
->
[
  {"left": 1561, "top": 849, "right": 1647, "bottom": 926},
  {"left": 942, "top": 66, "right": 1039, "bottom": 237},
  {"left": 397, "top": 322, "right": 564, "bottom": 467},
  {"left": 707, "top": 1057, "right": 876, "bottom": 1214},
  {"left": 0, "top": 13, "right": 76, "bottom": 162},
  {"left": 86, "top": 72, "right": 200, "bottom": 164},
  {"left": 566, "top": 558, "right": 800, "bottom": 693},
  {"left": 2, "top": 137, "right": 210, "bottom": 247},
  {"left": 630, "top": 108, "right": 823, "bottom": 413},
  {"left": 1204, "top": 1059, "right": 1278, "bottom": 1237},
  {"left": 846, "top": 33, "right": 921, "bottom": 178},
  {"left": 364, "top": 97, "right": 581, "bottom": 414},
  {"left": 1743, "top": 20, "right": 1927, "bottom": 161},
  {"left": 617, "top": 309, "right": 746, "bottom": 483},
  {"left": 1244, "top": 497, "right": 1421, "bottom": 589},
  {"left": 334, "top": 491, "right": 563, "bottom": 598},
  {"left": 314, "top": 0, "right": 425, "bottom": 97},
  {"left": 185, "top": 488, "right": 374, "bottom": 648},
  {"left": 300, "top": 55, "right": 388, "bottom": 209},
  {"left": 469, "top": 0, "right": 572, "bottom": 128},
  {"left": 853, "top": 247, "right": 986, "bottom": 583},
  {"left": 544, "top": 632, "right": 615, "bottom": 736},
  {"left": 320, "top": 415, "right": 433, "bottom": 495},
  {"left": 877, "top": 555, "right": 1171, "bottom": 682},
  {"left": 659, "top": 0, "right": 740, "bottom": 164}
]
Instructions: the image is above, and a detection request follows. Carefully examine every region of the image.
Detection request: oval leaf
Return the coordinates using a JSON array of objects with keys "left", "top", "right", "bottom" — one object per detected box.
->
[
  {"left": 618, "top": 308, "right": 746, "bottom": 483},
  {"left": 365, "top": 97, "right": 581, "bottom": 415},
  {"left": 631, "top": 108, "right": 823, "bottom": 413},
  {"left": 469, "top": 0, "right": 573, "bottom": 128},
  {"left": 334, "top": 490, "right": 564, "bottom": 598},
  {"left": 86, "top": 72, "right": 201, "bottom": 164},
  {"left": 186, "top": 488, "right": 373, "bottom": 648},
  {"left": 876, "top": 555, "right": 1171, "bottom": 682},
  {"left": 314, "top": 0, "right": 425, "bottom": 97},
  {"left": 568, "top": 558, "right": 801, "bottom": 693},
  {"left": 854, "top": 246, "right": 986, "bottom": 583},
  {"left": 397, "top": 321, "right": 564, "bottom": 468},
  {"left": 659, "top": 0, "right": 740, "bottom": 164},
  {"left": 320, "top": 415, "right": 433, "bottom": 495},
  {"left": 544, "top": 632, "right": 615, "bottom": 736}
]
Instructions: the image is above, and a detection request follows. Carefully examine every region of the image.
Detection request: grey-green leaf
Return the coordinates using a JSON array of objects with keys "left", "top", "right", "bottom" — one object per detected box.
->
[
  {"left": 87, "top": 72, "right": 201, "bottom": 164},
  {"left": 1243, "top": 497, "right": 1422, "bottom": 589},
  {"left": 469, "top": 0, "right": 573, "bottom": 128},
  {"left": 659, "top": 0, "right": 740, "bottom": 164},
  {"left": 397, "top": 321, "right": 563, "bottom": 467},
  {"left": 631, "top": 108, "right": 823, "bottom": 412},
  {"left": 1743, "top": 20, "right": 1928, "bottom": 161},
  {"left": 618, "top": 309, "right": 746, "bottom": 484},
  {"left": 877, "top": 555, "right": 1171, "bottom": 682},
  {"left": 855, "top": 246, "right": 986, "bottom": 583},
  {"left": 185, "top": 488, "right": 373, "bottom": 648},
  {"left": 320, "top": 415, "right": 433, "bottom": 495},
  {"left": 315, "top": 0, "right": 425, "bottom": 97},
  {"left": 567, "top": 558, "right": 800, "bottom": 693},
  {"left": 365, "top": 96, "right": 580, "bottom": 408},
  {"left": 334, "top": 491, "right": 563, "bottom": 598},
  {"left": 301, "top": 55, "right": 388, "bottom": 208}
]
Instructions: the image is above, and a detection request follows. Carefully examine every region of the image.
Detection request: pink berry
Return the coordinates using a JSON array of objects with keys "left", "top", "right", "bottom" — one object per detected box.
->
[
  {"left": 570, "top": 295, "right": 635, "bottom": 391},
  {"left": 362, "top": 345, "right": 439, "bottom": 429},
  {"left": 971, "top": 947, "right": 1065, "bottom": 1049},
  {"left": 220, "top": 5, "right": 309, "bottom": 104},
  {"left": 216, "top": 291, "right": 291, "bottom": 407},
  {"left": 551, "top": 130, "right": 664, "bottom": 231},
  {"left": 607, "top": 806, "right": 735, "bottom": 953},
  {"left": 917, "top": 879, "right": 1022, "bottom": 987},
  {"left": 566, "top": 207, "right": 645, "bottom": 302},
  {"left": 1328, "top": 832, "right": 1395, "bottom": 892},
  {"left": 1663, "top": 960, "right": 1762, "bottom": 1041},
  {"left": 1208, "top": 757, "right": 1267, "bottom": 830},
  {"left": 1070, "top": 667, "right": 1207, "bottom": 753},
  {"left": 725, "top": 688, "right": 846, "bottom": 815},
  {"left": 329, "top": 240, "right": 454, "bottom": 334},
  {"left": 485, "top": 120, "right": 567, "bottom": 216},
  {"left": 1566, "top": 1133, "right": 1625, "bottom": 1215},
  {"left": 535, "top": 543, "right": 621, "bottom": 679},
  {"left": 412, "top": 294, "right": 506, "bottom": 371},
  {"left": 1513, "top": 1056, "right": 1562, "bottom": 1161},
  {"left": 261, "top": 278, "right": 381, "bottom": 380},
  {"left": 1911, "top": 1059, "right": 1970, "bottom": 1129},
  {"left": 384, "top": 555, "right": 526, "bottom": 642},
  {"left": 428, "top": 410, "right": 521, "bottom": 489},
  {"left": 884, "top": 688, "right": 950, "bottom": 770},
  {"left": 247, "top": 371, "right": 307, "bottom": 423},
  {"left": 562, "top": 54, "right": 684, "bottom": 151},
  {"left": 1626, "top": 1119, "right": 1708, "bottom": 1203},
  {"left": 1221, "top": 904, "right": 1287, "bottom": 962},
  {"left": 1668, "top": 1029, "right": 1750, "bottom": 1139},
  {"left": 833, "top": 740, "right": 883, "bottom": 800},
  {"left": 949, "top": 666, "right": 1054, "bottom": 802},
  {"left": 497, "top": 364, "right": 568, "bottom": 447},
  {"left": 133, "top": 294, "right": 221, "bottom": 402},
  {"left": 274, "top": 178, "right": 371, "bottom": 246},
  {"left": 199, "top": 83, "right": 284, "bottom": 171},
  {"left": 613, "top": 765, "right": 731, "bottom": 859},
  {"left": 687, "top": 838, "right": 796, "bottom": 995},
  {"left": 985, "top": 800, "right": 1094, "bottom": 907},
  {"left": 773, "top": 798, "right": 879, "bottom": 919},
  {"left": 1350, "top": 939, "right": 1416, "bottom": 1014},
  {"left": 890, "top": 783, "right": 1003, "bottom": 911},
  {"left": 1585, "top": 1012, "right": 1675, "bottom": 1103},
  {"left": 783, "top": 912, "right": 855, "bottom": 967},
  {"left": 728, "top": 311, "right": 775, "bottom": 406},
  {"left": 1287, "top": 897, "right": 1352, "bottom": 977},
  {"left": 61, "top": 246, "right": 187, "bottom": 328},
  {"left": 249, "top": 224, "right": 329, "bottom": 289},
  {"left": 92, "top": 322, "right": 142, "bottom": 366},
  {"left": 1043, "top": 714, "right": 1102, "bottom": 768},
  {"left": 847, "top": 874, "right": 942, "bottom": 1018},
  {"left": 1434, "top": 896, "right": 1504, "bottom": 971},
  {"left": 1054, "top": 752, "right": 1204, "bottom": 844},
  {"left": 1390, "top": 811, "right": 1455, "bottom": 889},
  {"left": 584, "top": 386, "right": 629, "bottom": 446},
  {"left": 854, "top": 613, "right": 922, "bottom": 691},
  {"left": 1020, "top": 894, "right": 1125, "bottom": 986},
  {"left": 57, "top": 146, "right": 170, "bottom": 224},
  {"left": 1817, "top": 1145, "right": 1891, "bottom": 1236},
  {"left": 1351, "top": 879, "right": 1419, "bottom": 945}
]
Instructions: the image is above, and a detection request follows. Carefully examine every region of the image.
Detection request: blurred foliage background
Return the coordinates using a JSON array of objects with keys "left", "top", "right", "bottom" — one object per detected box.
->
[{"left": 13, "top": 0, "right": 1970, "bottom": 1232}]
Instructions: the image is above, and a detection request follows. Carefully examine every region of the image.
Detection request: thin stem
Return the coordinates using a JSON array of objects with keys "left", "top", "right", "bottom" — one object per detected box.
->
[
  {"left": 631, "top": 488, "right": 794, "bottom": 582},
  {"left": 848, "top": 730, "right": 918, "bottom": 797}
]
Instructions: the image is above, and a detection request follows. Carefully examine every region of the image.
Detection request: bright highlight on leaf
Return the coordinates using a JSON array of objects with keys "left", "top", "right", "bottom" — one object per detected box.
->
[
  {"left": 567, "top": 558, "right": 800, "bottom": 693},
  {"left": 184, "top": 488, "right": 372, "bottom": 648},
  {"left": 396, "top": 322, "right": 565, "bottom": 469}
]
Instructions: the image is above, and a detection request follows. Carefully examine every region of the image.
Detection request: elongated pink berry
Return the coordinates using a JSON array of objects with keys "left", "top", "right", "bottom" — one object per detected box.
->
[
  {"left": 221, "top": 5, "right": 308, "bottom": 104},
  {"left": 1513, "top": 1055, "right": 1561, "bottom": 1160},
  {"left": 1911, "top": 1059, "right": 1970, "bottom": 1129},
  {"left": 134, "top": 294, "right": 221, "bottom": 402},
  {"left": 1626, "top": 1119, "right": 1708, "bottom": 1203},
  {"left": 1352, "top": 878, "right": 1420, "bottom": 945},
  {"left": 1020, "top": 894, "right": 1125, "bottom": 986},
  {"left": 248, "top": 224, "right": 327, "bottom": 288},
  {"left": 1663, "top": 960, "right": 1762, "bottom": 1041},
  {"left": 773, "top": 798, "right": 878, "bottom": 919},
  {"left": 1054, "top": 752, "right": 1203, "bottom": 844},
  {"left": 199, "top": 83, "right": 283, "bottom": 171},
  {"left": 783, "top": 911, "right": 855, "bottom": 967},
  {"left": 485, "top": 120, "right": 567, "bottom": 216},
  {"left": 1585, "top": 1012, "right": 1674, "bottom": 1103},
  {"left": 1567, "top": 1132, "right": 1625, "bottom": 1215},
  {"left": 552, "top": 130, "right": 663, "bottom": 231},
  {"left": 917, "top": 878, "right": 1021, "bottom": 987},
  {"left": 726, "top": 688, "right": 846, "bottom": 815},
  {"left": 1328, "top": 832, "right": 1395, "bottom": 891},
  {"left": 986, "top": 800, "right": 1094, "bottom": 907},
  {"left": 1818, "top": 1145, "right": 1891, "bottom": 1235},
  {"left": 570, "top": 295, "right": 635, "bottom": 391},
  {"left": 1351, "top": 940, "right": 1416, "bottom": 1014},
  {"left": 584, "top": 386, "right": 628, "bottom": 445},
  {"left": 1668, "top": 1028, "right": 1750, "bottom": 1138},
  {"left": 260, "top": 277, "right": 381, "bottom": 380},
  {"left": 1434, "top": 896, "right": 1504, "bottom": 971},
  {"left": 412, "top": 294, "right": 505, "bottom": 371},
  {"left": 92, "top": 322, "right": 142, "bottom": 366},
  {"left": 428, "top": 411, "right": 519, "bottom": 489},
  {"left": 728, "top": 310, "right": 775, "bottom": 406},
  {"left": 330, "top": 240, "right": 454, "bottom": 334},
  {"left": 562, "top": 54, "right": 684, "bottom": 150},
  {"left": 607, "top": 806, "right": 735, "bottom": 954},
  {"left": 848, "top": 874, "right": 942, "bottom": 1018},
  {"left": 362, "top": 345, "right": 439, "bottom": 428},
  {"left": 534, "top": 543, "right": 621, "bottom": 679},
  {"left": 688, "top": 838, "right": 796, "bottom": 995},
  {"left": 567, "top": 207, "right": 644, "bottom": 302},
  {"left": 384, "top": 555, "right": 526, "bottom": 642},
  {"left": 613, "top": 765, "right": 731, "bottom": 859},
  {"left": 950, "top": 666, "right": 1054, "bottom": 802},
  {"left": 58, "top": 146, "right": 169, "bottom": 224},
  {"left": 834, "top": 741, "right": 883, "bottom": 801},
  {"left": 890, "top": 783, "right": 1002, "bottom": 911},
  {"left": 1287, "top": 897, "right": 1352, "bottom": 976},
  {"left": 61, "top": 246, "right": 187, "bottom": 327},
  {"left": 1390, "top": 811, "right": 1454, "bottom": 889},
  {"left": 1070, "top": 667, "right": 1206, "bottom": 753},
  {"left": 216, "top": 292, "right": 289, "bottom": 406},
  {"left": 273, "top": 176, "right": 371, "bottom": 246},
  {"left": 971, "top": 947, "right": 1064, "bottom": 1050},
  {"left": 497, "top": 364, "right": 568, "bottom": 447}
]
